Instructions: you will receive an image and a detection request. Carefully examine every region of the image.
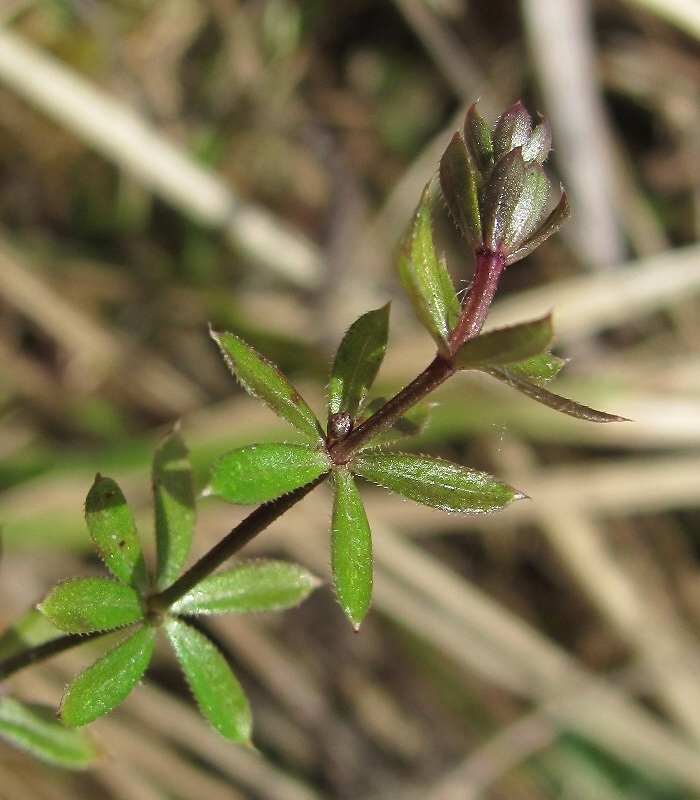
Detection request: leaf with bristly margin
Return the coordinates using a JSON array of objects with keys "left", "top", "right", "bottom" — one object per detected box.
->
[
  {"left": 439, "top": 135, "right": 483, "bottom": 250},
  {"left": 502, "top": 352, "right": 566, "bottom": 385},
  {"left": 211, "top": 329, "right": 323, "bottom": 441},
  {"left": 506, "top": 191, "right": 570, "bottom": 265},
  {"left": 463, "top": 103, "right": 493, "bottom": 174},
  {"left": 453, "top": 315, "right": 553, "bottom": 369},
  {"left": 502, "top": 165, "right": 549, "bottom": 253},
  {"left": 0, "top": 697, "right": 98, "bottom": 769},
  {"left": 491, "top": 101, "right": 533, "bottom": 162},
  {"left": 206, "top": 443, "right": 330, "bottom": 504},
  {"left": 398, "top": 185, "right": 461, "bottom": 353},
  {"left": 0, "top": 609, "right": 62, "bottom": 661},
  {"left": 362, "top": 402, "right": 435, "bottom": 448},
  {"left": 39, "top": 578, "right": 143, "bottom": 634},
  {"left": 328, "top": 305, "right": 390, "bottom": 420},
  {"left": 482, "top": 148, "right": 527, "bottom": 253},
  {"left": 164, "top": 618, "right": 251, "bottom": 744},
  {"left": 352, "top": 453, "right": 525, "bottom": 513},
  {"left": 60, "top": 625, "right": 155, "bottom": 727},
  {"left": 331, "top": 468, "right": 373, "bottom": 630},
  {"left": 171, "top": 561, "right": 320, "bottom": 615},
  {"left": 153, "top": 428, "right": 195, "bottom": 590},
  {"left": 484, "top": 366, "right": 629, "bottom": 422},
  {"left": 85, "top": 475, "right": 146, "bottom": 589}
]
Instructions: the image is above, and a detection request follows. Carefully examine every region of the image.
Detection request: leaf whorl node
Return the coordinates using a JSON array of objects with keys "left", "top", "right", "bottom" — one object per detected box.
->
[{"left": 328, "top": 412, "right": 353, "bottom": 443}]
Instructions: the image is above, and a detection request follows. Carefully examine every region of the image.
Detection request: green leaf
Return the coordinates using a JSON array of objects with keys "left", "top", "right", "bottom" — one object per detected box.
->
[
  {"left": 164, "top": 618, "right": 251, "bottom": 744},
  {"left": 0, "top": 609, "right": 62, "bottom": 661},
  {"left": 453, "top": 315, "right": 553, "bottom": 369},
  {"left": 483, "top": 148, "right": 527, "bottom": 253},
  {"left": 211, "top": 329, "right": 323, "bottom": 441},
  {"left": 85, "top": 475, "right": 146, "bottom": 588},
  {"left": 60, "top": 625, "right": 155, "bottom": 726},
  {"left": 171, "top": 561, "right": 320, "bottom": 615},
  {"left": 153, "top": 428, "right": 195, "bottom": 590},
  {"left": 331, "top": 468, "right": 373, "bottom": 630},
  {"left": 484, "top": 367, "right": 629, "bottom": 423},
  {"left": 491, "top": 101, "right": 533, "bottom": 162},
  {"left": 39, "top": 578, "right": 143, "bottom": 633},
  {"left": 353, "top": 452, "right": 525, "bottom": 513},
  {"left": 464, "top": 103, "right": 494, "bottom": 174},
  {"left": 0, "top": 697, "right": 98, "bottom": 769},
  {"left": 506, "top": 191, "right": 570, "bottom": 265},
  {"left": 502, "top": 164, "right": 549, "bottom": 253},
  {"left": 206, "top": 443, "right": 330, "bottom": 504},
  {"left": 386, "top": 403, "right": 434, "bottom": 439},
  {"left": 522, "top": 119, "right": 552, "bottom": 164},
  {"left": 362, "top": 401, "right": 434, "bottom": 448},
  {"left": 439, "top": 134, "right": 483, "bottom": 249},
  {"left": 398, "top": 185, "right": 461, "bottom": 352},
  {"left": 502, "top": 352, "right": 566, "bottom": 385},
  {"left": 328, "top": 305, "right": 390, "bottom": 420}
]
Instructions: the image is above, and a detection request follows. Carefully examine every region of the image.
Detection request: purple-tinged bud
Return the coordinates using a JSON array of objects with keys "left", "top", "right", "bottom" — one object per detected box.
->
[
  {"left": 492, "top": 102, "right": 533, "bottom": 162},
  {"left": 492, "top": 103, "right": 552, "bottom": 165},
  {"left": 522, "top": 118, "right": 552, "bottom": 164},
  {"left": 439, "top": 101, "right": 569, "bottom": 265}
]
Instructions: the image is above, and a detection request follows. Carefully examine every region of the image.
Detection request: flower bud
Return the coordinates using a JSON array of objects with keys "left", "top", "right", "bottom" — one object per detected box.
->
[{"left": 439, "top": 101, "right": 568, "bottom": 265}]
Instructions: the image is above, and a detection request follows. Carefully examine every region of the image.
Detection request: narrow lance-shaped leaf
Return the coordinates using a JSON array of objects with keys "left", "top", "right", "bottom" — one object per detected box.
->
[
  {"left": 331, "top": 468, "right": 373, "bottom": 630},
  {"left": 506, "top": 191, "right": 570, "bottom": 266},
  {"left": 491, "top": 101, "right": 533, "bottom": 162},
  {"left": 206, "top": 443, "right": 330, "bottom": 505},
  {"left": 85, "top": 475, "right": 146, "bottom": 588},
  {"left": 353, "top": 452, "right": 525, "bottom": 513},
  {"left": 483, "top": 148, "right": 527, "bottom": 252},
  {"left": 212, "top": 329, "right": 323, "bottom": 441},
  {"left": 453, "top": 315, "right": 553, "bottom": 369},
  {"left": 153, "top": 428, "right": 195, "bottom": 590},
  {"left": 439, "top": 135, "right": 483, "bottom": 249},
  {"left": 39, "top": 578, "right": 143, "bottom": 634},
  {"left": 398, "top": 184, "right": 461, "bottom": 353},
  {"left": 328, "top": 305, "right": 390, "bottom": 420},
  {"left": 484, "top": 366, "right": 629, "bottom": 423},
  {"left": 0, "top": 697, "right": 98, "bottom": 769},
  {"left": 464, "top": 103, "right": 493, "bottom": 174},
  {"left": 171, "top": 561, "right": 320, "bottom": 616},
  {"left": 502, "top": 352, "right": 566, "bottom": 385},
  {"left": 60, "top": 625, "right": 155, "bottom": 727},
  {"left": 502, "top": 164, "right": 549, "bottom": 253},
  {"left": 0, "top": 609, "right": 63, "bottom": 661},
  {"left": 522, "top": 118, "right": 552, "bottom": 164},
  {"left": 164, "top": 618, "right": 251, "bottom": 744},
  {"left": 363, "top": 401, "right": 435, "bottom": 448}
]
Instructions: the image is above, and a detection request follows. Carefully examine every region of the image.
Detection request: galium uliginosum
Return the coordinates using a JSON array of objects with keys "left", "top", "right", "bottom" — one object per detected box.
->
[
  {"left": 0, "top": 103, "right": 623, "bottom": 762},
  {"left": 205, "top": 101, "right": 623, "bottom": 629}
]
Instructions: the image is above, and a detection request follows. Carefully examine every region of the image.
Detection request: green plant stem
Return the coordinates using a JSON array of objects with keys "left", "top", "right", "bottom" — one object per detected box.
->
[
  {"left": 151, "top": 473, "right": 329, "bottom": 610},
  {"left": 0, "top": 630, "right": 109, "bottom": 680}
]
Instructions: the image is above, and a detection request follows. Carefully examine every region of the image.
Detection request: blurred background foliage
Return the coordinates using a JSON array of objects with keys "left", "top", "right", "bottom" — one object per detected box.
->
[{"left": 1, "top": 0, "right": 700, "bottom": 798}]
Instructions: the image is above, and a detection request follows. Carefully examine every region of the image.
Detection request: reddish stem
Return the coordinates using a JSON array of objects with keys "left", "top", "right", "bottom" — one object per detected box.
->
[
  {"left": 0, "top": 244, "right": 510, "bottom": 680},
  {"left": 330, "top": 252, "right": 506, "bottom": 461},
  {"left": 329, "top": 354, "right": 455, "bottom": 462},
  {"left": 448, "top": 250, "right": 505, "bottom": 351}
]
